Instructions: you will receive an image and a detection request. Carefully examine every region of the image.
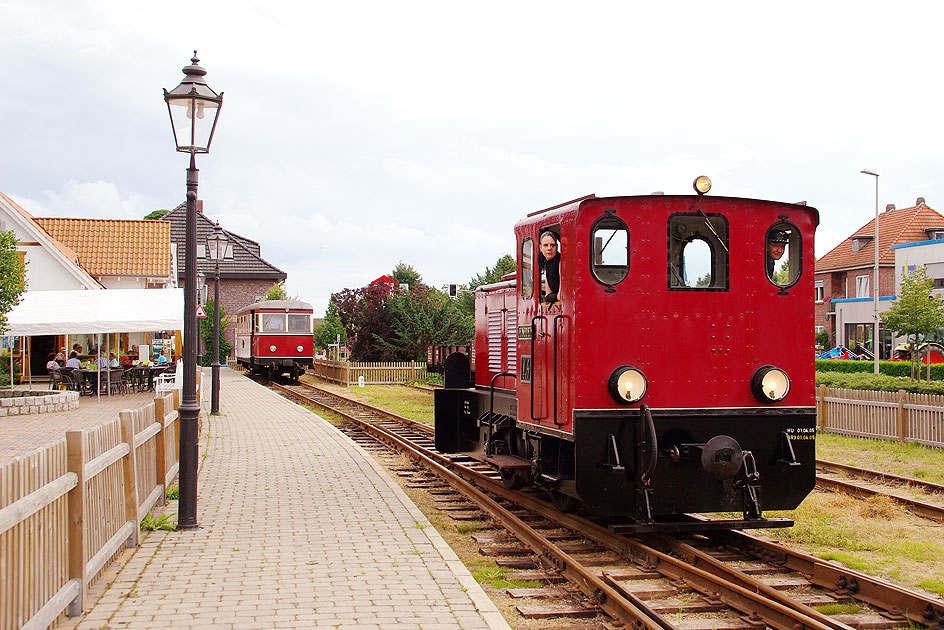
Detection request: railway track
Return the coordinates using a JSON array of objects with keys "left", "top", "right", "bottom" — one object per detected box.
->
[
  {"left": 271, "top": 380, "right": 944, "bottom": 630},
  {"left": 816, "top": 459, "right": 944, "bottom": 521}
]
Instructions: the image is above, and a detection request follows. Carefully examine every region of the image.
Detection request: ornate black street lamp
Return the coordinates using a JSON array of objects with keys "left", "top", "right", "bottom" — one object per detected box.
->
[
  {"left": 206, "top": 221, "right": 230, "bottom": 415},
  {"left": 164, "top": 51, "right": 223, "bottom": 530}
]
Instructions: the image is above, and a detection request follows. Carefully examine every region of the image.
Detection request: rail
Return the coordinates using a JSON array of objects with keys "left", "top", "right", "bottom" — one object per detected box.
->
[
  {"left": 310, "top": 359, "right": 427, "bottom": 386},
  {"left": 816, "top": 385, "right": 944, "bottom": 447},
  {"left": 0, "top": 372, "right": 197, "bottom": 630}
]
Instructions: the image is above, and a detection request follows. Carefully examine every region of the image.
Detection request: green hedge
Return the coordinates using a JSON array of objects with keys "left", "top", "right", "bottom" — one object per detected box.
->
[
  {"left": 815, "top": 359, "right": 944, "bottom": 380},
  {"left": 815, "top": 370, "right": 944, "bottom": 394}
]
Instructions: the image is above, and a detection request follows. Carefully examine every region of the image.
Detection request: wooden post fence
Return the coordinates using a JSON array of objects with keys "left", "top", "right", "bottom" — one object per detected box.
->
[{"left": 0, "top": 390, "right": 183, "bottom": 630}]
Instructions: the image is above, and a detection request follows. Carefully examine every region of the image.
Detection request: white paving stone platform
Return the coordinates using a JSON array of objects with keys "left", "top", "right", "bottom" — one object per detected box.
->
[{"left": 61, "top": 368, "right": 510, "bottom": 630}]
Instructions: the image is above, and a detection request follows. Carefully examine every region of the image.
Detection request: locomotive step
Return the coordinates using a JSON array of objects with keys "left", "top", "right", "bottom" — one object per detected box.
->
[{"left": 483, "top": 453, "right": 532, "bottom": 469}]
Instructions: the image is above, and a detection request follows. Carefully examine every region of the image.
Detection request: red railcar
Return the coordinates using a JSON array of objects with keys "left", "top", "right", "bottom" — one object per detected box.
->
[
  {"left": 435, "top": 181, "right": 818, "bottom": 531},
  {"left": 234, "top": 299, "right": 313, "bottom": 380}
]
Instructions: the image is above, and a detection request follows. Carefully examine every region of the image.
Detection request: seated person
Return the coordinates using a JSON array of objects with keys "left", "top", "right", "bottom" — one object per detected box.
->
[
  {"left": 108, "top": 352, "right": 119, "bottom": 368},
  {"left": 65, "top": 352, "right": 82, "bottom": 370},
  {"left": 72, "top": 343, "right": 84, "bottom": 356},
  {"left": 46, "top": 352, "right": 60, "bottom": 374},
  {"left": 96, "top": 354, "right": 109, "bottom": 369},
  {"left": 55, "top": 347, "right": 66, "bottom": 365},
  {"left": 538, "top": 230, "right": 561, "bottom": 303},
  {"left": 156, "top": 350, "right": 168, "bottom": 364}
]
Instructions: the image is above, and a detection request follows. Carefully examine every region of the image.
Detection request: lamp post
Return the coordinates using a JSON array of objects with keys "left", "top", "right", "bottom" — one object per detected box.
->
[
  {"left": 164, "top": 51, "right": 223, "bottom": 530},
  {"left": 206, "top": 221, "right": 230, "bottom": 415},
  {"left": 860, "top": 169, "right": 880, "bottom": 374}
]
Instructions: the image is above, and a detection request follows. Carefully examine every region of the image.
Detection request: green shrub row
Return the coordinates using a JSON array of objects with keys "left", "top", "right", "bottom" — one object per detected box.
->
[
  {"left": 815, "top": 359, "right": 944, "bottom": 380},
  {"left": 815, "top": 370, "right": 944, "bottom": 395}
]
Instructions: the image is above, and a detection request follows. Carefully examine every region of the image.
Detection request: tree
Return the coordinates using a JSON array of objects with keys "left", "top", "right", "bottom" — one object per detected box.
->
[
  {"left": 143, "top": 209, "right": 170, "bottom": 220},
  {"left": 880, "top": 267, "right": 944, "bottom": 381},
  {"left": 330, "top": 283, "right": 395, "bottom": 361},
  {"left": 199, "top": 299, "right": 233, "bottom": 367},
  {"left": 0, "top": 230, "right": 28, "bottom": 334},
  {"left": 391, "top": 261, "right": 423, "bottom": 290},
  {"left": 379, "top": 286, "right": 474, "bottom": 361},
  {"left": 457, "top": 253, "right": 515, "bottom": 315},
  {"left": 265, "top": 281, "right": 296, "bottom": 301},
  {"left": 313, "top": 307, "right": 346, "bottom": 351}
]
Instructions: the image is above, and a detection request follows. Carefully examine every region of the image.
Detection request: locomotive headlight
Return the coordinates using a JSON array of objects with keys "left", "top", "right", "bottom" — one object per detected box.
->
[
  {"left": 297, "top": 345, "right": 304, "bottom": 352},
  {"left": 608, "top": 366, "right": 647, "bottom": 404},
  {"left": 269, "top": 345, "right": 277, "bottom": 353},
  {"left": 752, "top": 365, "right": 790, "bottom": 403}
]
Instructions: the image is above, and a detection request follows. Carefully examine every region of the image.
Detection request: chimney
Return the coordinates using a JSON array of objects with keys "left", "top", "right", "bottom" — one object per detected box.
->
[
  {"left": 885, "top": 203, "right": 895, "bottom": 213},
  {"left": 916, "top": 197, "right": 926, "bottom": 207},
  {"left": 196, "top": 200, "right": 203, "bottom": 214}
]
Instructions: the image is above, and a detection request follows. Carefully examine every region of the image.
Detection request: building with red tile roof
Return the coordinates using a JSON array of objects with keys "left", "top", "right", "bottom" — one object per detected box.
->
[{"left": 815, "top": 198, "right": 944, "bottom": 357}]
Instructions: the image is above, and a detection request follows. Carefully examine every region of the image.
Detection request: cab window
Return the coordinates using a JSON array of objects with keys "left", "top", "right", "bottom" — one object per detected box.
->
[
  {"left": 520, "top": 237, "right": 533, "bottom": 299},
  {"left": 766, "top": 222, "right": 802, "bottom": 288},
  {"left": 590, "top": 214, "right": 629, "bottom": 286},
  {"left": 288, "top": 313, "right": 311, "bottom": 333},
  {"left": 668, "top": 212, "right": 729, "bottom": 291},
  {"left": 262, "top": 313, "right": 286, "bottom": 331}
]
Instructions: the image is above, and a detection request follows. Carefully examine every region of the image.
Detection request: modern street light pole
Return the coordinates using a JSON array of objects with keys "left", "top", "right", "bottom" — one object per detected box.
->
[
  {"left": 164, "top": 51, "right": 223, "bottom": 530},
  {"left": 860, "top": 168, "right": 880, "bottom": 374},
  {"left": 206, "top": 221, "right": 229, "bottom": 415}
]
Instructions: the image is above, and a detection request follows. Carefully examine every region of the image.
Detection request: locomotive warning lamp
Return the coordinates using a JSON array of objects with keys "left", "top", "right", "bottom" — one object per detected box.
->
[
  {"left": 751, "top": 365, "right": 790, "bottom": 403},
  {"left": 164, "top": 51, "right": 223, "bottom": 154},
  {"left": 693, "top": 175, "right": 712, "bottom": 195},
  {"left": 608, "top": 366, "right": 648, "bottom": 404}
]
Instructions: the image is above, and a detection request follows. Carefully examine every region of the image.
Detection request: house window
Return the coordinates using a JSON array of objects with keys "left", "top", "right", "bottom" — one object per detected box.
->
[
  {"left": 855, "top": 275, "right": 870, "bottom": 298},
  {"left": 815, "top": 280, "right": 824, "bottom": 303},
  {"left": 815, "top": 325, "right": 825, "bottom": 333},
  {"left": 197, "top": 244, "right": 206, "bottom": 258}
]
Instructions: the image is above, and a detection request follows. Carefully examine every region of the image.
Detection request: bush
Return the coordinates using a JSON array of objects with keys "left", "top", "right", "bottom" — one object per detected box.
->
[
  {"left": 815, "top": 370, "right": 944, "bottom": 394},
  {"left": 815, "top": 359, "right": 944, "bottom": 381}
]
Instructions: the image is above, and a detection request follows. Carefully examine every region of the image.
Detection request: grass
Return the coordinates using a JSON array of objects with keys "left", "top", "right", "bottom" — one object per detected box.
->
[
  {"left": 165, "top": 485, "right": 179, "bottom": 501},
  {"left": 140, "top": 513, "right": 176, "bottom": 531},
  {"left": 470, "top": 563, "right": 542, "bottom": 589},
  {"left": 812, "top": 603, "right": 862, "bottom": 615},
  {"left": 816, "top": 431, "right": 944, "bottom": 485}
]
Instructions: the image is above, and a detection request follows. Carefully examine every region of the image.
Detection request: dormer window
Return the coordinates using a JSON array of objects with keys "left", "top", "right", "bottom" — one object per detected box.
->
[
  {"left": 851, "top": 236, "right": 873, "bottom": 253},
  {"left": 927, "top": 229, "right": 944, "bottom": 241}
]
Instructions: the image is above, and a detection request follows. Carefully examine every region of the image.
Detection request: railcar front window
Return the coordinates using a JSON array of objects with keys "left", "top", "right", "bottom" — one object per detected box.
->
[
  {"left": 766, "top": 222, "right": 802, "bottom": 288},
  {"left": 590, "top": 215, "right": 629, "bottom": 286},
  {"left": 288, "top": 314, "right": 311, "bottom": 333},
  {"left": 668, "top": 212, "right": 729, "bottom": 291},
  {"left": 262, "top": 313, "right": 286, "bottom": 332},
  {"left": 521, "top": 237, "right": 534, "bottom": 299}
]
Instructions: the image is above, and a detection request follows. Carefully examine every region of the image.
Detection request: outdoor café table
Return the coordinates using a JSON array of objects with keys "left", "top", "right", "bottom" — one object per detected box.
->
[
  {"left": 139, "top": 364, "right": 170, "bottom": 391},
  {"left": 79, "top": 369, "right": 103, "bottom": 396}
]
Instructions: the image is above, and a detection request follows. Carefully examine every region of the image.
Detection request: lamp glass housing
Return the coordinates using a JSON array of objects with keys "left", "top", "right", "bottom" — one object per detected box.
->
[{"left": 206, "top": 225, "right": 229, "bottom": 261}]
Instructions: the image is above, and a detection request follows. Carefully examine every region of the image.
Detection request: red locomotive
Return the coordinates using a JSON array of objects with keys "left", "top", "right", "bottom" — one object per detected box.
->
[
  {"left": 435, "top": 178, "right": 818, "bottom": 531},
  {"left": 234, "top": 299, "right": 313, "bottom": 380}
]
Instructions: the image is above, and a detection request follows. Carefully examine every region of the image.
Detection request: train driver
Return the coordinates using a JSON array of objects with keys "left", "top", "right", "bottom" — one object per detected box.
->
[
  {"left": 765, "top": 229, "right": 789, "bottom": 278},
  {"left": 539, "top": 230, "right": 560, "bottom": 303}
]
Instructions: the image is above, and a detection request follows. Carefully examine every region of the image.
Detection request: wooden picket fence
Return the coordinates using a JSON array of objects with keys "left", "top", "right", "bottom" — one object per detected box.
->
[
  {"left": 817, "top": 385, "right": 944, "bottom": 447},
  {"left": 0, "top": 379, "right": 191, "bottom": 630},
  {"left": 311, "top": 359, "right": 427, "bottom": 386}
]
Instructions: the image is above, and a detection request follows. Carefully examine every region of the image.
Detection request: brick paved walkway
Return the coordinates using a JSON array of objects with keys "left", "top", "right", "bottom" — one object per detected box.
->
[
  {"left": 60, "top": 368, "right": 510, "bottom": 630},
  {"left": 1, "top": 387, "right": 157, "bottom": 464}
]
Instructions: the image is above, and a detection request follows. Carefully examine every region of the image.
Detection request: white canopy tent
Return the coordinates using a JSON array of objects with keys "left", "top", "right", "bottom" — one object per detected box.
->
[
  {"left": 4, "top": 288, "right": 184, "bottom": 395},
  {"left": 5, "top": 288, "right": 184, "bottom": 336}
]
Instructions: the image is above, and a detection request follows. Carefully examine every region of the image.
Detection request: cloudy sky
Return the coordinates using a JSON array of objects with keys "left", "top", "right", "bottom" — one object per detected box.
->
[{"left": 3, "top": 1, "right": 943, "bottom": 314}]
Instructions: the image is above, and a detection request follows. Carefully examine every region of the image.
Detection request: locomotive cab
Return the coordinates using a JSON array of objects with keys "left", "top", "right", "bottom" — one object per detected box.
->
[{"left": 435, "top": 187, "right": 818, "bottom": 532}]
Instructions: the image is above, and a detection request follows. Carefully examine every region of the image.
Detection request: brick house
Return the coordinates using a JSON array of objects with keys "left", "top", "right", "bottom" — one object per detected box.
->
[
  {"left": 161, "top": 202, "right": 286, "bottom": 351},
  {"left": 815, "top": 198, "right": 944, "bottom": 358}
]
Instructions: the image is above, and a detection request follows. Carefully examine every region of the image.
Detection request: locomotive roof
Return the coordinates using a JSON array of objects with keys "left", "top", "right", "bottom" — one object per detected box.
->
[
  {"left": 235, "top": 299, "right": 313, "bottom": 315},
  {"left": 516, "top": 194, "right": 819, "bottom": 227}
]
